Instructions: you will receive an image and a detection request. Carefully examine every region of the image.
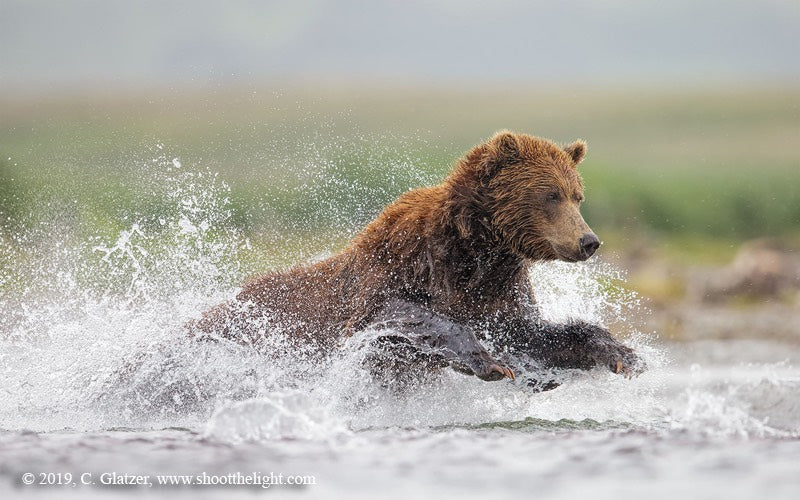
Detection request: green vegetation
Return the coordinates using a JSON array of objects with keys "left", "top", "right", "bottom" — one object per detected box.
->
[{"left": 1, "top": 86, "right": 798, "bottom": 267}]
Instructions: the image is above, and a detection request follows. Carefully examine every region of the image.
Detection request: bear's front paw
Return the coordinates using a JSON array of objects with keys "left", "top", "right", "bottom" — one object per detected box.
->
[
  {"left": 465, "top": 352, "right": 515, "bottom": 382},
  {"left": 481, "top": 362, "right": 516, "bottom": 381},
  {"left": 597, "top": 344, "right": 646, "bottom": 378}
]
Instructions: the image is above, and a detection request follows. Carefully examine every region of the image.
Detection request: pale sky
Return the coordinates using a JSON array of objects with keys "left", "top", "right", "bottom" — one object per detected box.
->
[{"left": 1, "top": 0, "right": 798, "bottom": 90}]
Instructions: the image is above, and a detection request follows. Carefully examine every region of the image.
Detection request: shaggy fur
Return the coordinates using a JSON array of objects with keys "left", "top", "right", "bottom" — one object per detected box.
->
[{"left": 191, "top": 131, "right": 643, "bottom": 387}]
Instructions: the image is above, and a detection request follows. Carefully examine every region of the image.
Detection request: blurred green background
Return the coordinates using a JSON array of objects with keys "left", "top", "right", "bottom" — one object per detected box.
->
[
  {"left": 1, "top": 1, "right": 799, "bottom": 269},
  {"left": 2, "top": 87, "right": 798, "bottom": 264}
]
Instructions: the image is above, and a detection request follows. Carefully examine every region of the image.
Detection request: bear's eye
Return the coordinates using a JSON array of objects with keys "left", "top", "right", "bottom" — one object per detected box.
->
[{"left": 547, "top": 192, "right": 561, "bottom": 202}]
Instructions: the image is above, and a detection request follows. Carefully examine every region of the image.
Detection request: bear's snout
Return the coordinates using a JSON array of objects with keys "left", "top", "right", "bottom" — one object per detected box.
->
[{"left": 579, "top": 233, "right": 600, "bottom": 260}]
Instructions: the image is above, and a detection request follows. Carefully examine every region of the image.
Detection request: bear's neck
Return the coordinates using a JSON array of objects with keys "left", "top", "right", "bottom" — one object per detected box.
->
[
  {"left": 343, "top": 182, "right": 529, "bottom": 310},
  {"left": 440, "top": 216, "right": 528, "bottom": 295},
  {"left": 425, "top": 190, "right": 529, "bottom": 308}
]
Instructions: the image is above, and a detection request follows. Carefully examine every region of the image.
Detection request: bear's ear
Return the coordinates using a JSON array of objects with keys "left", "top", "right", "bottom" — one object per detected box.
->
[
  {"left": 564, "top": 140, "right": 587, "bottom": 165},
  {"left": 483, "top": 131, "right": 522, "bottom": 176}
]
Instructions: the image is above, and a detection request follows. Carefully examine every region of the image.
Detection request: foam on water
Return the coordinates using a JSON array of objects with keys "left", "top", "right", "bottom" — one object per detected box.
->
[{"left": 1, "top": 148, "right": 798, "bottom": 448}]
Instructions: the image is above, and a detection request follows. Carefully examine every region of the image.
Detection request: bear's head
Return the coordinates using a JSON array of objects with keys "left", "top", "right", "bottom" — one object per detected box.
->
[{"left": 448, "top": 131, "right": 600, "bottom": 262}]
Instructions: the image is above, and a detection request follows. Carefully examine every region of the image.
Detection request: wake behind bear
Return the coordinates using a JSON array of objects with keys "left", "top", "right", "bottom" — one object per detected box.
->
[{"left": 189, "top": 131, "right": 645, "bottom": 391}]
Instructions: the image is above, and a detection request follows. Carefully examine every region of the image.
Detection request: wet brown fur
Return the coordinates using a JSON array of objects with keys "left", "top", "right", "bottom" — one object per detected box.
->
[{"left": 192, "top": 131, "right": 593, "bottom": 351}]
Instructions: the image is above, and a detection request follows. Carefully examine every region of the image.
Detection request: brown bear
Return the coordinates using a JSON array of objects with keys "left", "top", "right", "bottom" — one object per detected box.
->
[{"left": 190, "top": 131, "right": 644, "bottom": 390}]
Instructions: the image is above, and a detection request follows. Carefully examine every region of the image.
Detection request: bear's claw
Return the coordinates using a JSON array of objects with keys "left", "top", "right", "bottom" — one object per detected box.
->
[
  {"left": 495, "top": 364, "right": 515, "bottom": 381},
  {"left": 607, "top": 352, "right": 646, "bottom": 378},
  {"left": 588, "top": 334, "right": 646, "bottom": 378},
  {"left": 478, "top": 363, "right": 515, "bottom": 381}
]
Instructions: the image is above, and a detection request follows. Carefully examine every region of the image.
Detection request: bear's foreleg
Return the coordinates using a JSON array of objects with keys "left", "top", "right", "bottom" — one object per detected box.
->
[
  {"left": 367, "top": 298, "right": 515, "bottom": 382},
  {"left": 500, "top": 318, "right": 645, "bottom": 377}
]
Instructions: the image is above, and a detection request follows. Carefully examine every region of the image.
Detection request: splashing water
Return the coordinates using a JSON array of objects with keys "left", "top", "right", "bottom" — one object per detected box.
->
[{"left": 1, "top": 149, "right": 799, "bottom": 499}]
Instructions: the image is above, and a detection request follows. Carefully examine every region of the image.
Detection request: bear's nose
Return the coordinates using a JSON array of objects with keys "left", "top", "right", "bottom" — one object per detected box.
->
[{"left": 579, "top": 233, "right": 600, "bottom": 259}]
